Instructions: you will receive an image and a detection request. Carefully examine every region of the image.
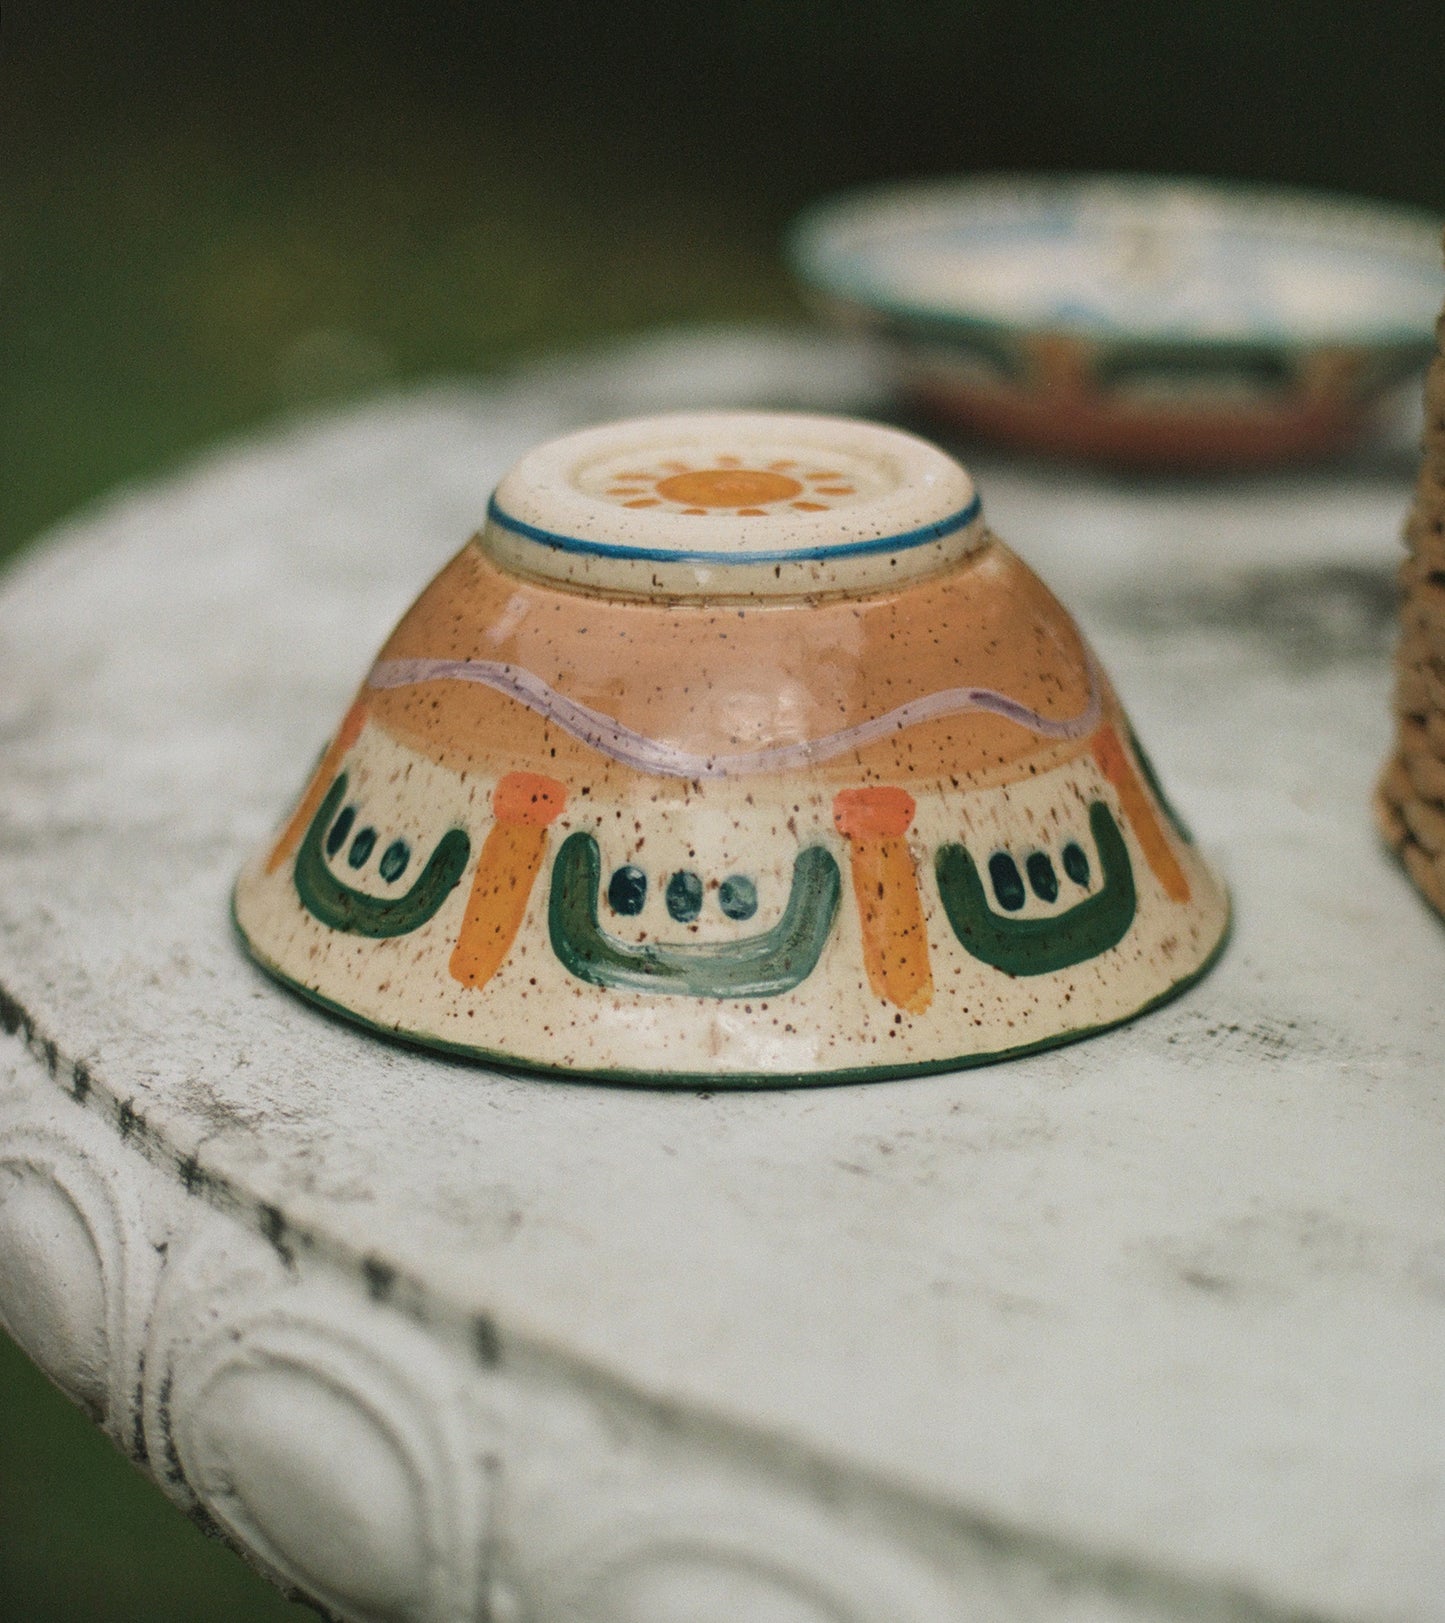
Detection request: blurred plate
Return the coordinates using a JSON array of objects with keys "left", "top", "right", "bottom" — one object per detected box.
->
[{"left": 789, "top": 174, "right": 1443, "bottom": 467}]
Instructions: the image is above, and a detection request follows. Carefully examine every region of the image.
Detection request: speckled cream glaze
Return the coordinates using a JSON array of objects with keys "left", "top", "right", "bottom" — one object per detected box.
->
[{"left": 233, "top": 412, "right": 1228, "bottom": 1082}]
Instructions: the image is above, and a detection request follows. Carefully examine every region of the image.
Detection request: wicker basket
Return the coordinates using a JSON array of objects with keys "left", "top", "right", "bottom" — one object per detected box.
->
[{"left": 1376, "top": 240, "right": 1445, "bottom": 915}]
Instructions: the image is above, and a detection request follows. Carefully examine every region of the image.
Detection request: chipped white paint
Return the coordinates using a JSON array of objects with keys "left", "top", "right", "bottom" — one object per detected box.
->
[{"left": 0, "top": 331, "right": 1443, "bottom": 1623}]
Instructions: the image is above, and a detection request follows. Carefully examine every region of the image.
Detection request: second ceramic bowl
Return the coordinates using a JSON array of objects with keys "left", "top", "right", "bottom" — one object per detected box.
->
[{"left": 790, "top": 174, "right": 1443, "bottom": 467}]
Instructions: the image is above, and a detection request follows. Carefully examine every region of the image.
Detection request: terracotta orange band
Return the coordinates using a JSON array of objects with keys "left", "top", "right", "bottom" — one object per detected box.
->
[
  {"left": 833, "top": 788, "right": 933, "bottom": 1014},
  {"left": 1091, "top": 724, "right": 1191, "bottom": 904},
  {"left": 449, "top": 772, "right": 568, "bottom": 989},
  {"left": 266, "top": 696, "right": 369, "bottom": 874}
]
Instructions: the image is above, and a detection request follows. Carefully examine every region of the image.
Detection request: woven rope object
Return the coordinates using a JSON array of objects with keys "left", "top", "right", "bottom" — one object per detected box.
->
[{"left": 1376, "top": 235, "right": 1445, "bottom": 915}]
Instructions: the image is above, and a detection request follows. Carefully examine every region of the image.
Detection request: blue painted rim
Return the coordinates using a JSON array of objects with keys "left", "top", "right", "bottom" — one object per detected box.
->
[{"left": 485, "top": 491, "right": 982, "bottom": 567}]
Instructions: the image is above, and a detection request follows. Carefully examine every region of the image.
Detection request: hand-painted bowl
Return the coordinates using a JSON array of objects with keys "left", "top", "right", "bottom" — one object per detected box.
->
[
  {"left": 789, "top": 174, "right": 1443, "bottom": 468},
  {"left": 233, "top": 411, "right": 1229, "bottom": 1084}
]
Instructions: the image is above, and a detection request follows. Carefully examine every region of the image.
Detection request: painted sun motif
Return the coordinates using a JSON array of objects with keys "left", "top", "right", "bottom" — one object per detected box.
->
[{"left": 598, "top": 454, "right": 861, "bottom": 517}]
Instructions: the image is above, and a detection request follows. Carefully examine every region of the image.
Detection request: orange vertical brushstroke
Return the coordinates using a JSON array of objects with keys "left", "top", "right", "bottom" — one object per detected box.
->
[
  {"left": 449, "top": 772, "right": 568, "bottom": 989},
  {"left": 265, "top": 696, "right": 369, "bottom": 874},
  {"left": 833, "top": 787, "right": 934, "bottom": 1014},
  {"left": 1091, "top": 724, "right": 1191, "bottom": 903}
]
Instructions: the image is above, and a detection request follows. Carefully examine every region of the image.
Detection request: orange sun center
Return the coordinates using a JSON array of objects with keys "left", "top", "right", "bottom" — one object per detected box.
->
[{"left": 652, "top": 468, "right": 804, "bottom": 507}]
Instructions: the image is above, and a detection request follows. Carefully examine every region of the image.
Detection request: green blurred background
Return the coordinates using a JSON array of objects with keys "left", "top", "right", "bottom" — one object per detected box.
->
[{"left": 2, "top": 2, "right": 1442, "bottom": 1616}]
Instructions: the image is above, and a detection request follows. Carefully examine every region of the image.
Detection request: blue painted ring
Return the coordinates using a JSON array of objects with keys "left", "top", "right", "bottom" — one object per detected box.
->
[{"left": 485, "top": 491, "right": 982, "bottom": 568}]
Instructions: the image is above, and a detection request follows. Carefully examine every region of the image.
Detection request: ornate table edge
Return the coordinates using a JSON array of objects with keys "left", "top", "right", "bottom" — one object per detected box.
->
[{"left": 0, "top": 986, "right": 1348, "bottom": 1623}]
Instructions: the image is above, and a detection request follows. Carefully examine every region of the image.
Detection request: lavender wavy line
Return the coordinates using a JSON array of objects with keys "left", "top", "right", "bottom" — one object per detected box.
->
[{"left": 366, "top": 656, "right": 1100, "bottom": 779}]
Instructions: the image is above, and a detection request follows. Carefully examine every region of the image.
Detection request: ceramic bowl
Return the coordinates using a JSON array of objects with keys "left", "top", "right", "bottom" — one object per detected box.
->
[
  {"left": 233, "top": 411, "right": 1229, "bottom": 1084},
  {"left": 789, "top": 174, "right": 1443, "bottom": 468}
]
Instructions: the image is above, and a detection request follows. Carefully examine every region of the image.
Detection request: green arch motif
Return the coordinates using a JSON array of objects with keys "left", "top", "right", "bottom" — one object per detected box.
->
[
  {"left": 1128, "top": 724, "right": 1194, "bottom": 844},
  {"left": 294, "top": 774, "right": 472, "bottom": 938},
  {"left": 935, "top": 800, "right": 1137, "bottom": 977},
  {"left": 549, "top": 831, "right": 841, "bottom": 998}
]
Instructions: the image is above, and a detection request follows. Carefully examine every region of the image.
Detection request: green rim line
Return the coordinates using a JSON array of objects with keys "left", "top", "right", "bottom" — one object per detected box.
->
[{"left": 231, "top": 888, "right": 1232, "bottom": 1090}]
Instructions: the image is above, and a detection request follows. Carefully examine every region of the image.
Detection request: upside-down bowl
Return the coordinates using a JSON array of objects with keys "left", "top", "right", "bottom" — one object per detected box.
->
[{"left": 234, "top": 411, "right": 1229, "bottom": 1083}]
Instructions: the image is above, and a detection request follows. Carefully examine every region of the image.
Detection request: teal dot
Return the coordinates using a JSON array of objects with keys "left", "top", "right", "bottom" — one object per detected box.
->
[
  {"left": 1062, "top": 841, "right": 1091, "bottom": 887},
  {"left": 326, "top": 805, "right": 355, "bottom": 856},
  {"left": 608, "top": 864, "right": 647, "bottom": 915},
  {"left": 718, "top": 875, "right": 758, "bottom": 920},
  {"left": 1026, "top": 851, "right": 1059, "bottom": 903},
  {"left": 379, "top": 840, "right": 410, "bottom": 883},
  {"left": 348, "top": 827, "right": 377, "bottom": 868},
  {"left": 988, "top": 852, "right": 1026, "bottom": 911},
  {"left": 665, "top": 870, "right": 703, "bottom": 922}
]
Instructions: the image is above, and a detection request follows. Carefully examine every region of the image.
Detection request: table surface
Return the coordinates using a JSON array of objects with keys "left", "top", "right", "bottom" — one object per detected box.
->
[{"left": 2, "top": 331, "right": 1442, "bottom": 1623}]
